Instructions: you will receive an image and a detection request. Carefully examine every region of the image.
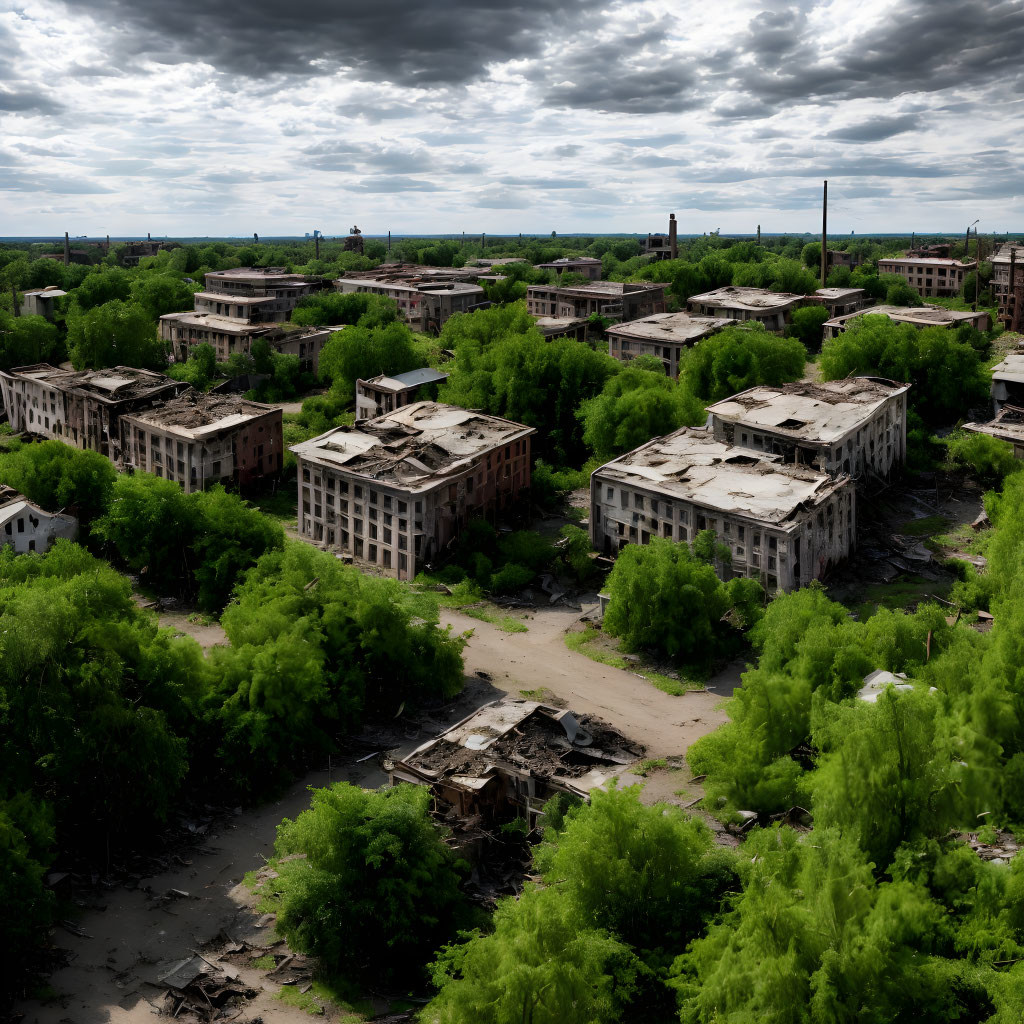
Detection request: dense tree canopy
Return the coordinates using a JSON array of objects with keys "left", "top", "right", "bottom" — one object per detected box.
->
[
  {"left": 0, "top": 310, "right": 59, "bottom": 370},
  {"left": 66, "top": 299, "right": 165, "bottom": 370}
]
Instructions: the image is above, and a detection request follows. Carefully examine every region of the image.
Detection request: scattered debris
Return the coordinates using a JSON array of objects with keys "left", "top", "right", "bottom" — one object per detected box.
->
[{"left": 961, "top": 829, "right": 1021, "bottom": 863}]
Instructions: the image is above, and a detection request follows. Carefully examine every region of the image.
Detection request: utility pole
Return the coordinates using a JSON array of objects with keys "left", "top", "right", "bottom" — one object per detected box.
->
[
  {"left": 973, "top": 229, "right": 981, "bottom": 312},
  {"left": 965, "top": 219, "right": 978, "bottom": 260},
  {"left": 820, "top": 180, "right": 827, "bottom": 289}
]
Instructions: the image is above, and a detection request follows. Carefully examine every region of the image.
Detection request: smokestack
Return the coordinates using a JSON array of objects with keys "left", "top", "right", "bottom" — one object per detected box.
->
[
  {"left": 757, "top": 224, "right": 761, "bottom": 247},
  {"left": 388, "top": 230, "right": 391, "bottom": 252},
  {"left": 63, "top": 231, "right": 70, "bottom": 266},
  {"left": 315, "top": 233, "right": 320, "bottom": 259},
  {"left": 105, "top": 234, "right": 110, "bottom": 253},
  {"left": 481, "top": 232, "right": 486, "bottom": 250},
  {"left": 147, "top": 231, "right": 151, "bottom": 241},
  {"left": 669, "top": 213, "right": 678, "bottom": 260},
  {"left": 911, "top": 231, "right": 915, "bottom": 251},
  {"left": 820, "top": 180, "right": 827, "bottom": 289},
  {"left": 254, "top": 232, "right": 259, "bottom": 244}
]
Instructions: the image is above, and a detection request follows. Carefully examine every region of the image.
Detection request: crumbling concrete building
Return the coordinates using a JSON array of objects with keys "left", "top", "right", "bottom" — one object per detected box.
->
[
  {"left": 534, "top": 256, "right": 603, "bottom": 280},
  {"left": 196, "top": 267, "right": 326, "bottom": 323},
  {"left": 0, "top": 485, "right": 77, "bottom": 554},
  {"left": 290, "top": 402, "right": 534, "bottom": 581},
  {"left": 0, "top": 363, "right": 188, "bottom": 461},
  {"left": 991, "top": 241, "right": 1024, "bottom": 332},
  {"left": 390, "top": 700, "right": 643, "bottom": 829},
  {"left": 526, "top": 281, "right": 666, "bottom": 322},
  {"left": 335, "top": 275, "right": 486, "bottom": 332},
  {"left": 876, "top": 257, "right": 975, "bottom": 298},
  {"left": 643, "top": 213, "right": 679, "bottom": 261},
  {"left": 606, "top": 312, "right": 736, "bottom": 377},
  {"left": 963, "top": 405, "right": 1024, "bottom": 459},
  {"left": 804, "top": 287, "right": 868, "bottom": 318},
  {"left": 120, "top": 239, "right": 174, "bottom": 266},
  {"left": 687, "top": 286, "right": 805, "bottom": 332},
  {"left": 590, "top": 427, "right": 855, "bottom": 592},
  {"left": 706, "top": 378, "right": 909, "bottom": 481},
  {"left": 119, "top": 391, "right": 283, "bottom": 492},
  {"left": 822, "top": 304, "right": 991, "bottom": 340},
  {"left": 19, "top": 286, "right": 67, "bottom": 321},
  {"left": 532, "top": 315, "right": 590, "bottom": 342},
  {"left": 988, "top": 353, "right": 1024, "bottom": 413},
  {"left": 355, "top": 367, "right": 449, "bottom": 421}
]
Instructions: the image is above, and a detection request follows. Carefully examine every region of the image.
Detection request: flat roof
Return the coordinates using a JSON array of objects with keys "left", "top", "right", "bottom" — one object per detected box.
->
[
  {"left": 360, "top": 367, "right": 449, "bottom": 392},
  {"left": 22, "top": 287, "right": 67, "bottom": 298},
  {"left": 193, "top": 292, "right": 275, "bottom": 305},
  {"left": 688, "top": 286, "right": 804, "bottom": 312},
  {"left": 878, "top": 257, "right": 975, "bottom": 269},
  {"left": 528, "top": 281, "right": 664, "bottom": 297},
  {"left": 536, "top": 257, "right": 602, "bottom": 267},
  {"left": 533, "top": 315, "right": 589, "bottom": 333},
  {"left": 991, "top": 353, "right": 1024, "bottom": 384},
  {"left": 4, "top": 363, "right": 178, "bottom": 402},
  {"left": 160, "top": 311, "right": 274, "bottom": 335},
  {"left": 337, "top": 277, "right": 483, "bottom": 296},
  {"left": 594, "top": 427, "right": 847, "bottom": 529},
  {"left": 123, "top": 390, "right": 277, "bottom": 440},
  {"left": 291, "top": 401, "right": 534, "bottom": 493},
  {"left": 707, "top": 378, "right": 909, "bottom": 444},
  {"left": 606, "top": 311, "right": 735, "bottom": 344},
  {"left": 990, "top": 242, "right": 1024, "bottom": 264},
  {"left": 963, "top": 405, "right": 1024, "bottom": 443},
  {"left": 205, "top": 267, "right": 317, "bottom": 283},
  {"left": 812, "top": 287, "right": 866, "bottom": 300},
  {"left": 824, "top": 304, "right": 987, "bottom": 330}
]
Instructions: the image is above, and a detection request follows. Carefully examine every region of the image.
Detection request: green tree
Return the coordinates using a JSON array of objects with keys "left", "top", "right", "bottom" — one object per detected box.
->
[
  {"left": 0, "top": 310, "right": 59, "bottom": 370},
  {"left": 266, "top": 782, "right": 468, "bottom": 981},
  {"left": 788, "top": 305, "right": 829, "bottom": 349},
  {"left": 801, "top": 241, "right": 822, "bottom": 271},
  {"left": 129, "top": 274, "right": 196, "bottom": 320},
  {"left": 66, "top": 299, "right": 165, "bottom": 370},
  {"left": 292, "top": 291, "right": 399, "bottom": 329},
  {"left": 71, "top": 267, "right": 132, "bottom": 310},
  {"left": 880, "top": 273, "right": 923, "bottom": 307},
  {"left": 318, "top": 320, "right": 419, "bottom": 391}
]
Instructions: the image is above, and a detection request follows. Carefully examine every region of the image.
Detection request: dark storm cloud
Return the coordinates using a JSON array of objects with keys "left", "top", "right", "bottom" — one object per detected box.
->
[
  {"left": 0, "top": 87, "right": 64, "bottom": 115},
  {"left": 826, "top": 114, "right": 922, "bottom": 142},
  {"left": 63, "top": 0, "right": 607, "bottom": 86}
]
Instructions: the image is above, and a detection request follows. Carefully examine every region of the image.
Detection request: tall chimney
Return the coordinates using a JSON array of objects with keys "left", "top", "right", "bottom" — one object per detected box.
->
[
  {"left": 820, "top": 180, "right": 828, "bottom": 289},
  {"left": 481, "top": 232, "right": 486, "bottom": 250},
  {"left": 254, "top": 232, "right": 259, "bottom": 244},
  {"left": 147, "top": 231, "right": 151, "bottom": 241},
  {"left": 105, "top": 233, "right": 110, "bottom": 253},
  {"left": 757, "top": 224, "right": 761, "bottom": 247},
  {"left": 315, "top": 232, "right": 320, "bottom": 259},
  {"left": 669, "top": 213, "right": 678, "bottom": 259},
  {"left": 63, "top": 231, "right": 70, "bottom": 266}
]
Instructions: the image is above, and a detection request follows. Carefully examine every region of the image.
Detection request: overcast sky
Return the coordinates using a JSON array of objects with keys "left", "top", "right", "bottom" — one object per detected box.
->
[{"left": 1, "top": 0, "right": 1022, "bottom": 237}]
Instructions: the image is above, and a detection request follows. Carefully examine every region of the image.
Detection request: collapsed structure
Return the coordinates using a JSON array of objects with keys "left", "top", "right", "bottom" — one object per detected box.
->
[
  {"left": 589, "top": 427, "right": 855, "bottom": 592},
  {"left": 642, "top": 213, "right": 679, "bottom": 261},
  {"left": 354, "top": 367, "right": 449, "bottom": 421},
  {"left": 118, "top": 391, "right": 283, "bottom": 492},
  {"left": 0, "top": 485, "right": 77, "bottom": 554},
  {"left": 290, "top": 402, "right": 534, "bottom": 580},
  {"left": 822, "top": 304, "right": 990, "bottom": 340},
  {"left": 390, "top": 700, "right": 643, "bottom": 830},
  {"left": 706, "top": 378, "right": 909, "bottom": 481},
  {"left": 989, "top": 353, "right": 1024, "bottom": 413},
  {"left": 605, "top": 312, "right": 735, "bottom": 377},
  {"left": 963, "top": 405, "right": 1024, "bottom": 459},
  {"left": 534, "top": 256, "right": 602, "bottom": 280},
  {"left": 526, "top": 280, "right": 666, "bottom": 322}
]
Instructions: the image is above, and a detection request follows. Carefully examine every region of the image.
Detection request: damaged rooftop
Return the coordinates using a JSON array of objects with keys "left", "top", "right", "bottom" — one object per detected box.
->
[
  {"left": 826, "top": 304, "right": 986, "bottom": 328},
  {"left": 126, "top": 390, "right": 275, "bottom": 437},
  {"left": 596, "top": 426, "right": 847, "bottom": 527},
  {"left": 7, "top": 363, "right": 177, "bottom": 400},
  {"left": 707, "top": 378, "right": 908, "bottom": 443},
  {"left": 290, "top": 401, "right": 534, "bottom": 491},
  {"left": 606, "top": 311, "right": 736, "bottom": 342},
  {"left": 689, "top": 286, "right": 805, "bottom": 310}
]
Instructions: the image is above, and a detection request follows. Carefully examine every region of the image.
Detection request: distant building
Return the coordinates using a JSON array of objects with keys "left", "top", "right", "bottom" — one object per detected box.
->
[
  {"left": 825, "top": 249, "right": 860, "bottom": 271},
  {"left": 822, "top": 304, "right": 990, "bottom": 341},
  {"left": 643, "top": 213, "right": 679, "bottom": 261},
  {"left": 197, "top": 267, "right": 326, "bottom": 323},
  {"left": 355, "top": 367, "right": 449, "bottom": 421},
  {"left": 121, "top": 240, "right": 174, "bottom": 267},
  {"left": 605, "top": 312, "right": 735, "bottom": 378},
  {"left": 589, "top": 426, "right": 854, "bottom": 592},
  {"left": 804, "top": 287, "right": 868, "bottom": 318},
  {"left": 291, "top": 402, "right": 534, "bottom": 580},
  {"left": 119, "top": 391, "right": 283, "bottom": 492},
  {"left": 706, "top": 378, "right": 909, "bottom": 481},
  {"left": 19, "top": 286, "right": 67, "bottom": 321},
  {"left": 990, "top": 241, "right": 1024, "bottom": 332},
  {"left": 0, "top": 363, "right": 187, "bottom": 461},
  {"left": 472, "top": 258, "right": 529, "bottom": 269},
  {"left": 532, "top": 315, "right": 590, "bottom": 342},
  {"left": 534, "top": 257, "right": 602, "bottom": 281},
  {"left": 0, "top": 485, "right": 77, "bottom": 554},
  {"left": 906, "top": 243, "right": 952, "bottom": 259},
  {"left": 687, "top": 286, "right": 805, "bottom": 332},
  {"left": 988, "top": 353, "right": 1024, "bottom": 413},
  {"left": 963, "top": 405, "right": 1024, "bottom": 459},
  {"left": 526, "top": 281, "right": 666, "bottom": 322},
  {"left": 335, "top": 276, "right": 486, "bottom": 332},
  {"left": 877, "top": 257, "right": 975, "bottom": 298}
]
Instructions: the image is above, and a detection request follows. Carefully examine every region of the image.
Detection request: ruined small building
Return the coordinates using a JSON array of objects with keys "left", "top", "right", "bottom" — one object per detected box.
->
[
  {"left": 196, "top": 267, "right": 326, "bottom": 323},
  {"left": 822, "top": 303, "right": 991, "bottom": 341},
  {"left": 534, "top": 256, "right": 603, "bottom": 281},
  {"left": 706, "top": 378, "right": 910, "bottom": 481},
  {"left": 343, "top": 225, "right": 365, "bottom": 254},
  {"left": 118, "top": 391, "right": 283, "bottom": 492},
  {"left": 804, "top": 287, "right": 868, "bottom": 318},
  {"left": 876, "top": 257, "right": 975, "bottom": 298},
  {"left": 526, "top": 281, "right": 666, "bottom": 322},
  {"left": 906, "top": 243, "right": 952, "bottom": 259},
  {"left": 290, "top": 402, "right": 534, "bottom": 581},
  {"left": 0, "top": 485, "right": 77, "bottom": 554},
  {"left": 472, "top": 257, "right": 529, "bottom": 269},
  {"left": 963, "top": 405, "right": 1024, "bottom": 459},
  {"left": 390, "top": 700, "right": 643, "bottom": 830},
  {"left": 19, "top": 286, "right": 67, "bottom": 321},
  {"left": 335, "top": 275, "right": 486, "bottom": 332},
  {"left": 686, "top": 286, "right": 805, "bottom": 332},
  {"left": 825, "top": 249, "right": 860, "bottom": 271},
  {"left": 0, "top": 363, "right": 188, "bottom": 462},
  {"left": 643, "top": 213, "right": 679, "bottom": 261},
  {"left": 589, "top": 427, "right": 855, "bottom": 592},
  {"left": 988, "top": 353, "right": 1024, "bottom": 414},
  {"left": 990, "top": 241, "right": 1024, "bottom": 332},
  {"left": 120, "top": 240, "right": 174, "bottom": 267},
  {"left": 605, "top": 312, "right": 736, "bottom": 378},
  {"left": 354, "top": 367, "right": 449, "bottom": 421},
  {"left": 532, "top": 315, "right": 590, "bottom": 343}
]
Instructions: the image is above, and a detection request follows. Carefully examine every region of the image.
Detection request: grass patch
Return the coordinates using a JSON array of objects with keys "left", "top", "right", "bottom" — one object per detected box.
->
[
  {"left": 933, "top": 521, "right": 991, "bottom": 558},
  {"left": 250, "top": 954, "right": 276, "bottom": 970},
  {"left": 248, "top": 488, "right": 297, "bottom": 523},
  {"left": 277, "top": 984, "right": 327, "bottom": 1016},
  {"left": 497, "top": 616, "right": 528, "bottom": 633},
  {"left": 634, "top": 757, "right": 668, "bottom": 777},
  {"left": 565, "top": 626, "right": 697, "bottom": 695},
  {"left": 899, "top": 515, "right": 952, "bottom": 537},
  {"left": 855, "top": 574, "right": 951, "bottom": 619}
]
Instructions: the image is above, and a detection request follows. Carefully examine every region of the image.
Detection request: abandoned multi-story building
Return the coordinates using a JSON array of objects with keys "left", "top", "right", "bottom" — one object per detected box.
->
[
  {"left": 804, "top": 287, "right": 868, "bottom": 318},
  {"left": 390, "top": 700, "right": 642, "bottom": 831},
  {"left": 534, "top": 257, "right": 603, "bottom": 280},
  {"left": 825, "top": 249, "right": 860, "bottom": 271},
  {"left": 989, "top": 353, "right": 1024, "bottom": 413},
  {"left": 822, "top": 304, "right": 991, "bottom": 340},
  {"left": 335, "top": 276, "right": 486, "bottom": 332},
  {"left": 876, "top": 257, "right": 975, "bottom": 298},
  {"left": 19, "top": 286, "right": 67, "bottom": 321},
  {"left": 963, "top": 405, "right": 1024, "bottom": 459},
  {"left": 686, "top": 286, "right": 805, "bottom": 332},
  {"left": 195, "top": 267, "right": 326, "bottom": 323},
  {"left": 120, "top": 239, "right": 174, "bottom": 266},
  {"left": 991, "top": 241, "right": 1024, "bottom": 332},
  {"left": 605, "top": 312, "right": 736, "bottom": 377},
  {"left": 291, "top": 402, "right": 534, "bottom": 581},
  {"left": 532, "top": 315, "right": 590, "bottom": 342},
  {"left": 0, "top": 485, "right": 78, "bottom": 555},
  {"left": 706, "top": 378, "right": 909, "bottom": 481},
  {"left": 118, "top": 391, "right": 283, "bottom": 492},
  {"left": 526, "top": 281, "right": 666, "bottom": 322},
  {"left": 354, "top": 367, "right": 449, "bottom": 421},
  {"left": 0, "top": 363, "right": 188, "bottom": 461},
  {"left": 589, "top": 427, "right": 855, "bottom": 592},
  {"left": 642, "top": 213, "right": 679, "bottom": 261}
]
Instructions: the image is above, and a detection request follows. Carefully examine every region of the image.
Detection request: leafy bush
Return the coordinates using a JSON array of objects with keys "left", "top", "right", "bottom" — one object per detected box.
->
[{"left": 944, "top": 431, "right": 1020, "bottom": 483}]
